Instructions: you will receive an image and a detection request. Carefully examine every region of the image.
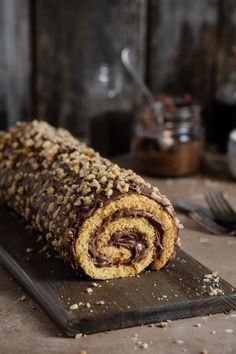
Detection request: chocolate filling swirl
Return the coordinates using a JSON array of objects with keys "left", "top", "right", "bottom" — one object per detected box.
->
[{"left": 88, "top": 209, "right": 164, "bottom": 267}]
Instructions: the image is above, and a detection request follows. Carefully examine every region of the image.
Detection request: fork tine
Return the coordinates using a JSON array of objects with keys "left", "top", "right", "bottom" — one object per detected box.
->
[
  {"left": 172, "top": 199, "right": 213, "bottom": 217},
  {"left": 205, "top": 193, "right": 222, "bottom": 218},
  {"left": 189, "top": 210, "right": 229, "bottom": 235},
  {"left": 189, "top": 212, "right": 221, "bottom": 235},
  {"left": 206, "top": 192, "right": 236, "bottom": 221},
  {"left": 218, "top": 192, "right": 236, "bottom": 215},
  {"left": 214, "top": 192, "right": 231, "bottom": 217},
  {"left": 196, "top": 209, "right": 230, "bottom": 233}
]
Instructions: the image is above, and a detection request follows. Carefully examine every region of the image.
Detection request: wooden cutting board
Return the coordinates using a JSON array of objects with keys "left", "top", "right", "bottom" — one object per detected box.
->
[{"left": 0, "top": 206, "right": 235, "bottom": 336}]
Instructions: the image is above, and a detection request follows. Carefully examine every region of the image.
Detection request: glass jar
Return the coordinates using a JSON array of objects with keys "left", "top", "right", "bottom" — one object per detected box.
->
[
  {"left": 132, "top": 95, "right": 204, "bottom": 176},
  {"left": 83, "top": 63, "right": 134, "bottom": 157},
  {"left": 227, "top": 129, "right": 236, "bottom": 178}
]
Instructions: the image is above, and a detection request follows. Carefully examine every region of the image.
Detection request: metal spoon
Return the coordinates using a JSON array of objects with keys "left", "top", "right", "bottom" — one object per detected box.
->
[
  {"left": 121, "top": 47, "right": 164, "bottom": 126},
  {"left": 121, "top": 47, "right": 174, "bottom": 150}
]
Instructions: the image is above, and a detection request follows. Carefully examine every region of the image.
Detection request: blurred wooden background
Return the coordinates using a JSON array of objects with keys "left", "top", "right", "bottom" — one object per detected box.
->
[{"left": 0, "top": 0, "right": 236, "bottom": 142}]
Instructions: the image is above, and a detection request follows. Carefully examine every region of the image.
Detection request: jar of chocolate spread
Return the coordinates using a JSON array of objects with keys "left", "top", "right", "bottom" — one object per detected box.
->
[{"left": 132, "top": 94, "right": 204, "bottom": 176}]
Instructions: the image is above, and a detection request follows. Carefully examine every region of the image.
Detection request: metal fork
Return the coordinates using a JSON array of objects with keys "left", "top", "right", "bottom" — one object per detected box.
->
[
  {"left": 189, "top": 209, "right": 236, "bottom": 235},
  {"left": 173, "top": 198, "right": 236, "bottom": 235},
  {"left": 205, "top": 192, "right": 236, "bottom": 224},
  {"left": 172, "top": 199, "right": 213, "bottom": 218}
]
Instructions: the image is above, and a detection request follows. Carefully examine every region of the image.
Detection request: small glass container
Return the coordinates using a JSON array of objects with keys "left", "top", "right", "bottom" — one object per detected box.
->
[{"left": 132, "top": 95, "right": 204, "bottom": 176}]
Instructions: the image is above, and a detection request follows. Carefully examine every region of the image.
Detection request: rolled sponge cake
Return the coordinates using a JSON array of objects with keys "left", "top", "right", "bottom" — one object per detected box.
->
[{"left": 0, "top": 121, "right": 181, "bottom": 279}]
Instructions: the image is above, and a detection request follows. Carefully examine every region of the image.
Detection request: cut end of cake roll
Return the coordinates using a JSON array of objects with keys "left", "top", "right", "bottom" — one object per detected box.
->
[
  {"left": 74, "top": 192, "right": 178, "bottom": 280},
  {"left": 0, "top": 120, "right": 181, "bottom": 280}
]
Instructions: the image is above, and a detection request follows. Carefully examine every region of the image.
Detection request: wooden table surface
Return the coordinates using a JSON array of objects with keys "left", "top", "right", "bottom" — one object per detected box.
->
[{"left": 1, "top": 155, "right": 236, "bottom": 354}]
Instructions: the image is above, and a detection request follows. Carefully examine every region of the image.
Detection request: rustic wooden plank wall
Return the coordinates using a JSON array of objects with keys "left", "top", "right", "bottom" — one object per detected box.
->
[
  {"left": 0, "top": 0, "right": 31, "bottom": 130},
  {"left": 1, "top": 0, "right": 236, "bottom": 140},
  {"left": 147, "top": 0, "right": 218, "bottom": 103},
  {"left": 35, "top": 0, "right": 148, "bottom": 136},
  {"left": 147, "top": 0, "right": 219, "bottom": 142},
  {"left": 215, "top": 0, "right": 236, "bottom": 86}
]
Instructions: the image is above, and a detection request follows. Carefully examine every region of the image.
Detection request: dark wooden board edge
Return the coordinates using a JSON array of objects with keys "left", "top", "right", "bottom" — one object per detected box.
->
[
  {"left": 0, "top": 246, "right": 69, "bottom": 333},
  {"left": 1, "top": 245, "right": 236, "bottom": 336}
]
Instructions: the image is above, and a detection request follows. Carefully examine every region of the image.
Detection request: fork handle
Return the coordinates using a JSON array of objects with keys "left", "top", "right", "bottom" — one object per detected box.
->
[{"left": 172, "top": 199, "right": 212, "bottom": 217}]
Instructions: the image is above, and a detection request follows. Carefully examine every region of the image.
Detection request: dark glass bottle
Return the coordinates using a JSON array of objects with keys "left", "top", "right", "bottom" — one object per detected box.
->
[
  {"left": 212, "top": 48, "right": 236, "bottom": 153},
  {"left": 84, "top": 63, "right": 134, "bottom": 157}
]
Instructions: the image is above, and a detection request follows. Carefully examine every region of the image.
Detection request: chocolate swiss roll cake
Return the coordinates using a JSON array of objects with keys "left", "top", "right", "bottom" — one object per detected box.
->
[{"left": 0, "top": 121, "right": 181, "bottom": 279}]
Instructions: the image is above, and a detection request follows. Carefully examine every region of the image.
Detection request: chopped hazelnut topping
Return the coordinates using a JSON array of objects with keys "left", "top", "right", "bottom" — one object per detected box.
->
[
  {"left": 200, "top": 349, "right": 208, "bottom": 354},
  {"left": 96, "top": 300, "right": 105, "bottom": 305},
  {"left": 69, "top": 303, "right": 78, "bottom": 311},
  {"left": 208, "top": 288, "right": 224, "bottom": 296},
  {"left": 20, "top": 295, "right": 27, "bottom": 302},
  {"left": 173, "top": 339, "right": 184, "bottom": 345},
  {"left": 91, "top": 282, "right": 101, "bottom": 287},
  {"left": 106, "top": 189, "right": 113, "bottom": 197},
  {"left": 47, "top": 202, "right": 55, "bottom": 214},
  {"left": 99, "top": 176, "right": 107, "bottom": 183},
  {"left": 84, "top": 196, "right": 92, "bottom": 205},
  {"left": 86, "top": 287, "right": 93, "bottom": 294},
  {"left": 158, "top": 321, "right": 168, "bottom": 329},
  {"left": 47, "top": 187, "right": 55, "bottom": 195},
  {"left": 85, "top": 173, "right": 95, "bottom": 180},
  {"left": 194, "top": 323, "right": 202, "bottom": 328},
  {"left": 25, "top": 138, "right": 34, "bottom": 147},
  {"left": 137, "top": 341, "right": 149, "bottom": 349},
  {"left": 225, "top": 329, "right": 234, "bottom": 334}
]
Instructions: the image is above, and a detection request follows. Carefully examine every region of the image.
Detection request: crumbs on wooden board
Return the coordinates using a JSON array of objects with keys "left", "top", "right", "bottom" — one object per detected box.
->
[
  {"left": 203, "top": 272, "right": 225, "bottom": 296},
  {"left": 158, "top": 321, "right": 168, "bottom": 329},
  {"left": 19, "top": 295, "right": 27, "bottom": 302},
  {"left": 131, "top": 333, "right": 151, "bottom": 350},
  {"left": 69, "top": 303, "right": 79, "bottom": 311},
  {"left": 85, "top": 287, "right": 93, "bottom": 294}
]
